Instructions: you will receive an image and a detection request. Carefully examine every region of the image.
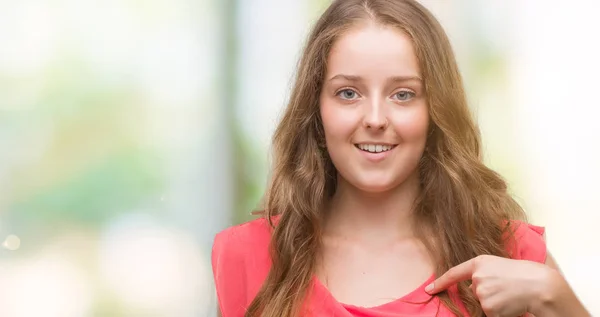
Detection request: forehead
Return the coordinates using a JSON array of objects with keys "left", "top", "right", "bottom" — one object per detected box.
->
[{"left": 326, "top": 23, "right": 421, "bottom": 79}]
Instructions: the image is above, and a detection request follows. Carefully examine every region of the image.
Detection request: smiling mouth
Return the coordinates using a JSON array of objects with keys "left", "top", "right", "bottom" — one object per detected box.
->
[{"left": 354, "top": 144, "right": 398, "bottom": 153}]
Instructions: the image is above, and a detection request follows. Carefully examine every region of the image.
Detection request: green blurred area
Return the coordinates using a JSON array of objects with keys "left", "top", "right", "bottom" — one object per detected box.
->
[{"left": 3, "top": 63, "right": 166, "bottom": 235}]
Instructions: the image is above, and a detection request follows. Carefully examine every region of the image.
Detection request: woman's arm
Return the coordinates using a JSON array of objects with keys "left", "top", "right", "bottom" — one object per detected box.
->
[{"left": 528, "top": 253, "right": 591, "bottom": 317}]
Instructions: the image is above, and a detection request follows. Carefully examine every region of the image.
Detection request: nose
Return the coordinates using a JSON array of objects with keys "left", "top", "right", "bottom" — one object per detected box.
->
[{"left": 362, "top": 97, "right": 388, "bottom": 130}]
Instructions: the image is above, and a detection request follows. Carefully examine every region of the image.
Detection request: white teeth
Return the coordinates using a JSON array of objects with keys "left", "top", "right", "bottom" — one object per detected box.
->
[{"left": 357, "top": 144, "right": 394, "bottom": 153}]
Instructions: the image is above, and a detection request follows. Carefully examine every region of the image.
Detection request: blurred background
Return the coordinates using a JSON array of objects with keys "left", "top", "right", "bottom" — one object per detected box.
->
[{"left": 0, "top": 0, "right": 598, "bottom": 316}]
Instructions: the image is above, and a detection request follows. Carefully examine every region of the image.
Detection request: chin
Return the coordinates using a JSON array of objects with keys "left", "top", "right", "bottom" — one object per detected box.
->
[
  {"left": 343, "top": 169, "right": 419, "bottom": 194},
  {"left": 352, "top": 177, "right": 401, "bottom": 194}
]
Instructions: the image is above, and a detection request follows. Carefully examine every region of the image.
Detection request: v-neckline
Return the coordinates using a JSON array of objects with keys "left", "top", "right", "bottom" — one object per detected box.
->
[{"left": 311, "top": 273, "right": 436, "bottom": 310}]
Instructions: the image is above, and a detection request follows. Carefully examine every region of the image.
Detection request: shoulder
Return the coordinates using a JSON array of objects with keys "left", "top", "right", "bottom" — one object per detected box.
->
[
  {"left": 211, "top": 216, "right": 275, "bottom": 316},
  {"left": 212, "top": 216, "right": 274, "bottom": 276},
  {"left": 213, "top": 216, "right": 273, "bottom": 255},
  {"left": 505, "top": 220, "right": 547, "bottom": 264}
]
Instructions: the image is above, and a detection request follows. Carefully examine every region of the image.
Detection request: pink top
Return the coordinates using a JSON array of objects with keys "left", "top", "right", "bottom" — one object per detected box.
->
[{"left": 212, "top": 217, "right": 546, "bottom": 317}]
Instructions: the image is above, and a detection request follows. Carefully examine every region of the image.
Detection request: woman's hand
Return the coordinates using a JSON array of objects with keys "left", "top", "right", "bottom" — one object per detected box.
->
[{"left": 424, "top": 255, "right": 566, "bottom": 317}]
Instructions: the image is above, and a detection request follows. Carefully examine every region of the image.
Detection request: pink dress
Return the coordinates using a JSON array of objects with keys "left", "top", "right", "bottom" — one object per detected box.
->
[{"left": 212, "top": 217, "right": 546, "bottom": 317}]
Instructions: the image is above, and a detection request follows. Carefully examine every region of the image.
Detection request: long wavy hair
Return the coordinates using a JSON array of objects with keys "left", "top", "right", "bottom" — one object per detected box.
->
[{"left": 246, "top": 0, "right": 526, "bottom": 316}]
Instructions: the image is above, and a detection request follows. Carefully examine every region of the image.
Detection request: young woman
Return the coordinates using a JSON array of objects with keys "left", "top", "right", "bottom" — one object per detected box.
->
[{"left": 212, "top": 0, "right": 591, "bottom": 316}]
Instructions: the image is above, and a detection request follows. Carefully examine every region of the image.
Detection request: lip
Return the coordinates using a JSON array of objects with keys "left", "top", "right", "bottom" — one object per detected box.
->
[
  {"left": 354, "top": 142, "right": 397, "bottom": 147},
  {"left": 354, "top": 144, "right": 397, "bottom": 162}
]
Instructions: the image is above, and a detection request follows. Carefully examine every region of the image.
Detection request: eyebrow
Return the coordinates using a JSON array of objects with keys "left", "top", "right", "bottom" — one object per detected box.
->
[{"left": 327, "top": 74, "right": 423, "bottom": 83}]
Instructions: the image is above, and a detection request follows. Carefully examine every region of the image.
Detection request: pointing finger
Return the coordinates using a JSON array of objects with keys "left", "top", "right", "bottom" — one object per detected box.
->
[{"left": 425, "top": 258, "right": 476, "bottom": 294}]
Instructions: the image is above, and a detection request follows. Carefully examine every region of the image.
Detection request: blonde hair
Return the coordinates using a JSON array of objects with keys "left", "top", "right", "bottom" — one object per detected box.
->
[{"left": 247, "top": 1, "right": 526, "bottom": 316}]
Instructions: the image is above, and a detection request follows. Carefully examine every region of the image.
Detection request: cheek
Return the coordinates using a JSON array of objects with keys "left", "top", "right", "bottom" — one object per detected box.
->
[
  {"left": 320, "top": 102, "right": 359, "bottom": 142},
  {"left": 391, "top": 106, "right": 429, "bottom": 142}
]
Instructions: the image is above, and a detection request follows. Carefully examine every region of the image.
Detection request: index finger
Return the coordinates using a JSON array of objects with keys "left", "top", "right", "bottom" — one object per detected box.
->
[{"left": 425, "top": 258, "right": 476, "bottom": 294}]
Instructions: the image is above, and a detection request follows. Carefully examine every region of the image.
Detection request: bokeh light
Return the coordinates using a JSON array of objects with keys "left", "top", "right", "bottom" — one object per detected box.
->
[{"left": 2, "top": 235, "right": 20, "bottom": 251}]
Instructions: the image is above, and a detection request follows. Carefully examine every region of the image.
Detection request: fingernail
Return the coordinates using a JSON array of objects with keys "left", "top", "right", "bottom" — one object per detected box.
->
[{"left": 424, "top": 283, "right": 433, "bottom": 293}]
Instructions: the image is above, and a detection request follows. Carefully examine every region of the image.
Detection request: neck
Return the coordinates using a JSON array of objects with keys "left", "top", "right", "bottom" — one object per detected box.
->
[{"left": 324, "top": 171, "right": 421, "bottom": 243}]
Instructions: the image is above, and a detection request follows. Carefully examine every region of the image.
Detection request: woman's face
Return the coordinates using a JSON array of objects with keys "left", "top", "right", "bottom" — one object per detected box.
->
[{"left": 319, "top": 23, "right": 429, "bottom": 193}]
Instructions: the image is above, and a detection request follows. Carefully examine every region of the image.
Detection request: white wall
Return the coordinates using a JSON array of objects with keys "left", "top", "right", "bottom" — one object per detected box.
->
[{"left": 511, "top": 1, "right": 600, "bottom": 312}]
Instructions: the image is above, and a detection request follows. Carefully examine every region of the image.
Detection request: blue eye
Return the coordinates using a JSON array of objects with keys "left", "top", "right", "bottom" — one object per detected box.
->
[
  {"left": 394, "top": 90, "right": 415, "bottom": 101},
  {"left": 337, "top": 89, "right": 358, "bottom": 100}
]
